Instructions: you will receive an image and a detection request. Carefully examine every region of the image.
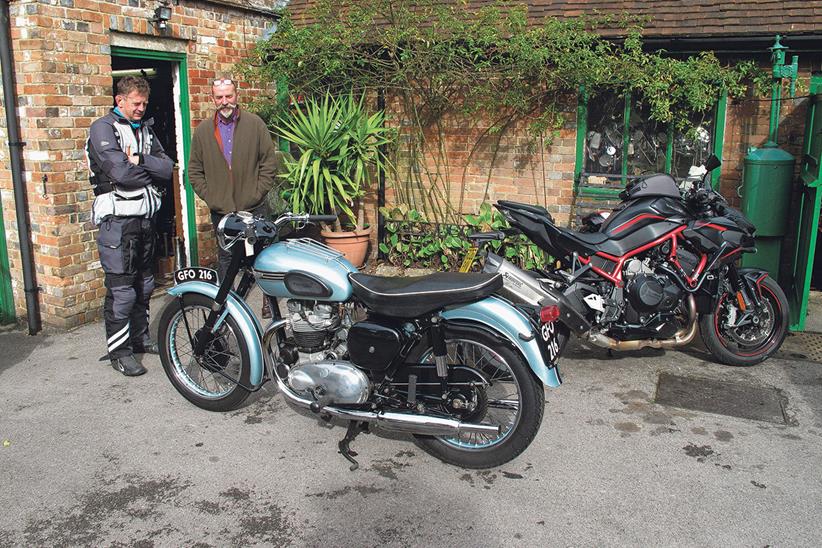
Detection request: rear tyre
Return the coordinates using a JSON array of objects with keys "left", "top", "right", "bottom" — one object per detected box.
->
[
  {"left": 407, "top": 325, "right": 545, "bottom": 469},
  {"left": 158, "top": 293, "right": 252, "bottom": 411},
  {"left": 699, "top": 275, "right": 788, "bottom": 366}
]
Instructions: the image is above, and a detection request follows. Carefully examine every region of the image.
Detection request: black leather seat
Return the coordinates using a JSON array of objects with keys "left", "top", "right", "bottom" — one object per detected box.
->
[{"left": 349, "top": 272, "right": 503, "bottom": 318}]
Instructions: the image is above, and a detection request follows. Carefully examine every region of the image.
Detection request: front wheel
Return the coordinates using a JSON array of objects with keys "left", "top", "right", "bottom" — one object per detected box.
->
[
  {"left": 158, "top": 293, "right": 252, "bottom": 411},
  {"left": 407, "top": 325, "right": 545, "bottom": 468},
  {"left": 699, "top": 275, "right": 788, "bottom": 366}
]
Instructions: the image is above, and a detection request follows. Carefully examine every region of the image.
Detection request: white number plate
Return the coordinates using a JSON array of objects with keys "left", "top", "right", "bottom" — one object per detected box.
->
[{"left": 174, "top": 267, "right": 219, "bottom": 286}]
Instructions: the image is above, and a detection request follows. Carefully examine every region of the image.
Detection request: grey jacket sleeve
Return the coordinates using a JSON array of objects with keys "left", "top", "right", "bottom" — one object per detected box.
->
[
  {"left": 87, "top": 119, "right": 153, "bottom": 190},
  {"left": 141, "top": 129, "right": 174, "bottom": 183}
]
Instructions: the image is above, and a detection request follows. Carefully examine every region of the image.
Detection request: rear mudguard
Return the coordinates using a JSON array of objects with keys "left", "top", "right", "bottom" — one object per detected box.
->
[
  {"left": 166, "top": 281, "right": 265, "bottom": 387},
  {"left": 442, "top": 296, "right": 562, "bottom": 387}
]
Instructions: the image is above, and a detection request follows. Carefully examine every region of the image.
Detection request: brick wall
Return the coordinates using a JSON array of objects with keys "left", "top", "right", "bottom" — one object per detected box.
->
[
  {"left": 383, "top": 102, "right": 578, "bottom": 226},
  {"left": 0, "top": 0, "right": 278, "bottom": 328}
]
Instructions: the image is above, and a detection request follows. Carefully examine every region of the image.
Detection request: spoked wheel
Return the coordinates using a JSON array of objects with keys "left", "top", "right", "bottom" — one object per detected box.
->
[
  {"left": 158, "top": 293, "right": 251, "bottom": 411},
  {"left": 408, "top": 325, "right": 544, "bottom": 468},
  {"left": 699, "top": 275, "right": 788, "bottom": 366}
]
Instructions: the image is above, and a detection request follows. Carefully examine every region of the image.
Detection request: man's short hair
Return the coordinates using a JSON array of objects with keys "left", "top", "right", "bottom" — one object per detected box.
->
[{"left": 116, "top": 76, "right": 151, "bottom": 97}]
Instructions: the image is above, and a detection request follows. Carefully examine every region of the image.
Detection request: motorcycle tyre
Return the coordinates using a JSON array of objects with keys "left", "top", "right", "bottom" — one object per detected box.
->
[
  {"left": 408, "top": 326, "right": 545, "bottom": 469},
  {"left": 158, "top": 293, "right": 252, "bottom": 411},
  {"left": 699, "top": 275, "right": 788, "bottom": 367}
]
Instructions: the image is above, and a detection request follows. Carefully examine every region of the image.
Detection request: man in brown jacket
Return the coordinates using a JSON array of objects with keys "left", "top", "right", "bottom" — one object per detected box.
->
[{"left": 188, "top": 77, "right": 281, "bottom": 281}]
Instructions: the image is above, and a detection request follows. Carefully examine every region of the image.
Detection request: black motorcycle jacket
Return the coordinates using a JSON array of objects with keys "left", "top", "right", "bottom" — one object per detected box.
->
[{"left": 85, "top": 109, "right": 173, "bottom": 194}]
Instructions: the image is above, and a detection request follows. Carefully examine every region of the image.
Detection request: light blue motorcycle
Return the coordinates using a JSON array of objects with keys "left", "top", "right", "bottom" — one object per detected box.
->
[{"left": 158, "top": 211, "right": 569, "bottom": 469}]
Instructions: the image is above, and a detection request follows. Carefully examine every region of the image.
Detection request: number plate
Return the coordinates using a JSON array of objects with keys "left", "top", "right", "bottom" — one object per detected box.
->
[
  {"left": 459, "top": 247, "right": 479, "bottom": 273},
  {"left": 539, "top": 320, "right": 561, "bottom": 363},
  {"left": 174, "top": 267, "right": 219, "bottom": 286}
]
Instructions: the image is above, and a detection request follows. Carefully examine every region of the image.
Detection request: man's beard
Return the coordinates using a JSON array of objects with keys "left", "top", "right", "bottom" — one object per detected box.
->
[{"left": 218, "top": 105, "right": 237, "bottom": 119}]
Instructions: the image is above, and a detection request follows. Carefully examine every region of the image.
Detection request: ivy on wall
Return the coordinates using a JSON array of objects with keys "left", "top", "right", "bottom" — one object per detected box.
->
[{"left": 240, "top": 0, "right": 763, "bottom": 222}]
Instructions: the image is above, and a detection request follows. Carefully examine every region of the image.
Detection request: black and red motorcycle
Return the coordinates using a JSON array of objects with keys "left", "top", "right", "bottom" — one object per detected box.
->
[{"left": 482, "top": 155, "right": 788, "bottom": 366}]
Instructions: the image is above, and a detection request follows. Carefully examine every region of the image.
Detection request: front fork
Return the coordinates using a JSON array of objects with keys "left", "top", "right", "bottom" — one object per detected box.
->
[
  {"left": 724, "top": 264, "right": 765, "bottom": 326},
  {"left": 190, "top": 245, "right": 256, "bottom": 357}
]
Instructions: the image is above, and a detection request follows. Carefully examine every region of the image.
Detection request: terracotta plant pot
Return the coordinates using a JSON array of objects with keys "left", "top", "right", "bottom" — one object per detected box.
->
[{"left": 320, "top": 227, "right": 372, "bottom": 268}]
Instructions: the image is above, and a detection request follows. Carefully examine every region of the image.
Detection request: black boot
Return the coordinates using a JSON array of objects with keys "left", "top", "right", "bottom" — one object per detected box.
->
[
  {"left": 133, "top": 339, "right": 159, "bottom": 355},
  {"left": 111, "top": 354, "right": 147, "bottom": 376}
]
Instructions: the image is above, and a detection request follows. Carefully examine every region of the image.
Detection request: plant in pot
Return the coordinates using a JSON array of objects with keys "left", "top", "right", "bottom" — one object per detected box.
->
[{"left": 276, "top": 93, "right": 394, "bottom": 267}]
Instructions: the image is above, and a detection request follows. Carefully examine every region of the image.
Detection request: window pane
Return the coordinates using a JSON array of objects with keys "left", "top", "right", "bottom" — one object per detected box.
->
[
  {"left": 671, "top": 111, "right": 714, "bottom": 179},
  {"left": 627, "top": 99, "right": 667, "bottom": 176},
  {"left": 585, "top": 93, "right": 624, "bottom": 175}
]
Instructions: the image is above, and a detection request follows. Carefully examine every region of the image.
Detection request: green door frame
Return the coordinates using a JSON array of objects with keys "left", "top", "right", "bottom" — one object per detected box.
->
[
  {"left": 110, "top": 46, "right": 199, "bottom": 265},
  {"left": 0, "top": 199, "right": 15, "bottom": 323}
]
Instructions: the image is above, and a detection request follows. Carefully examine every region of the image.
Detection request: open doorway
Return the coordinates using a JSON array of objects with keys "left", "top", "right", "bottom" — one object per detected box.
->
[{"left": 111, "top": 55, "right": 184, "bottom": 286}]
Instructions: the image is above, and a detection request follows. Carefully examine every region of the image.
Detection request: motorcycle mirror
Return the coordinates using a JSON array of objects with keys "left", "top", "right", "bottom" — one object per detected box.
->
[{"left": 704, "top": 154, "right": 721, "bottom": 172}]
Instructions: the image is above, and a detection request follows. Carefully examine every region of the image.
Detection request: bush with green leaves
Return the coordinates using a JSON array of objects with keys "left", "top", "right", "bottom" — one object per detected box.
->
[
  {"left": 242, "top": 0, "right": 766, "bottom": 222},
  {"left": 379, "top": 203, "right": 549, "bottom": 271}
]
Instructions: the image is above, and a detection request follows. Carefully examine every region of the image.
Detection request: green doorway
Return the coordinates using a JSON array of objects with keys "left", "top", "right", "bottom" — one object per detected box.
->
[{"left": 110, "top": 46, "right": 199, "bottom": 267}]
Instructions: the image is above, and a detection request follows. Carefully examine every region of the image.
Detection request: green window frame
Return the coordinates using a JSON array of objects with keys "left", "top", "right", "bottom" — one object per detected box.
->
[{"left": 574, "top": 88, "right": 727, "bottom": 198}]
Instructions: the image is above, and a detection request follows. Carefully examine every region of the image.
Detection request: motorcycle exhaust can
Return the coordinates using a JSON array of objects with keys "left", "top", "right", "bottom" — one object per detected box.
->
[
  {"left": 483, "top": 252, "right": 553, "bottom": 307},
  {"left": 483, "top": 253, "right": 591, "bottom": 333}
]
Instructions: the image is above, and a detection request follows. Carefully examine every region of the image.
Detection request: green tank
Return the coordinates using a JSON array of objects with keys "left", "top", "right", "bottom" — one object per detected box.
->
[{"left": 741, "top": 144, "right": 795, "bottom": 278}]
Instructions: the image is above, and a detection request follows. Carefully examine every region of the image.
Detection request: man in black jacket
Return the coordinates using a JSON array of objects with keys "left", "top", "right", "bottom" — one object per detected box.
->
[{"left": 86, "top": 76, "right": 174, "bottom": 376}]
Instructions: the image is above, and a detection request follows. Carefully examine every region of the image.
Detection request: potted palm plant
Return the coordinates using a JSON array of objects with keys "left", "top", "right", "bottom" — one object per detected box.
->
[{"left": 276, "top": 93, "right": 394, "bottom": 267}]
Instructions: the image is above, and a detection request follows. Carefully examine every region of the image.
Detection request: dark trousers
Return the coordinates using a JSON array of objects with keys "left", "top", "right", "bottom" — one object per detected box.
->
[
  {"left": 210, "top": 203, "right": 269, "bottom": 283},
  {"left": 97, "top": 216, "right": 156, "bottom": 358}
]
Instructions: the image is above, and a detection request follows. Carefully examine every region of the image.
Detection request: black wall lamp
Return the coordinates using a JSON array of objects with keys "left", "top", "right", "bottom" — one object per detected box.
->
[{"left": 153, "top": 1, "right": 172, "bottom": 30}]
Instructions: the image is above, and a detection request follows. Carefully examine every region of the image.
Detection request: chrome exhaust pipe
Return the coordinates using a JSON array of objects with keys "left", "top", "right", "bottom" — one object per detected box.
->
[
  {"left": 261, "top": 324, "right": 501, "bottom": 437},
  {"left": 585, "top": 295, "right": 698, "bottom": 351}
]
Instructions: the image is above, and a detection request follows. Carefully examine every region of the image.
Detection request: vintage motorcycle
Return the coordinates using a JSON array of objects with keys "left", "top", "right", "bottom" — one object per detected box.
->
[
  {"left": 476, "top": 155, "right": 788, "bottom": 366},
  {"left": 157, "top": 211, "right": 570, "bottom": 469}
]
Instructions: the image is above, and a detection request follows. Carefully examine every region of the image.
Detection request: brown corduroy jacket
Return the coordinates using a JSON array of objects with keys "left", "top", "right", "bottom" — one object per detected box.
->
[{"left": 188, "top": 109, "right": 282, "bottom": 214}]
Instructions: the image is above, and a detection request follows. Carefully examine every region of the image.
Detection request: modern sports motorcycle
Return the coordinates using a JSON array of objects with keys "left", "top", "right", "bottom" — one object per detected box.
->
[
  {"left": 157, "top": 211, "right": 570, "bottom": 469},
  {"left": 477, "top": 155, "right": 788, "bottom": 366}
]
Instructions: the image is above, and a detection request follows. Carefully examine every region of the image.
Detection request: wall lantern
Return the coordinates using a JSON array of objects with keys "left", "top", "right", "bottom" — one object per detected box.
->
[{"left": 153, "top": 2, "right": 172, "bottom": 30}]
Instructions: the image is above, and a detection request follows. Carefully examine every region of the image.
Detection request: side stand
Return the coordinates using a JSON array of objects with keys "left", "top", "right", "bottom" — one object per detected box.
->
[{"left": 338, "top": 421, "right": 369, "bottom": 471}]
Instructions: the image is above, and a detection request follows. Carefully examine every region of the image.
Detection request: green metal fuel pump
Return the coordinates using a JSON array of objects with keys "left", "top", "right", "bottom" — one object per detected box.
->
[{"left": 740, "top": 35, "right": 799, "bottom": 281}]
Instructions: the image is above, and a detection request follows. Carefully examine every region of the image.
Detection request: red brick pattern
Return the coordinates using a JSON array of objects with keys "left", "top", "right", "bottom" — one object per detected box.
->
[{"left": 0, "top": 0, "right": 277, "bottom": 328}]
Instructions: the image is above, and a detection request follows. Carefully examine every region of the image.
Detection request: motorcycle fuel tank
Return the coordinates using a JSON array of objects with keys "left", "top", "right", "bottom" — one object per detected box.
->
[
  {"left": 254, "top": 238, "right": 357, "bottom": 301},
  {"left": 601, "top": 196, "right": 688, "bottom": 241}
]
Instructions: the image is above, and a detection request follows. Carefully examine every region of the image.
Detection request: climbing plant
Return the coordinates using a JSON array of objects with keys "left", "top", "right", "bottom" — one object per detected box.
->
[{"left": 240, "top": 0, "right": 762, "bottom": 222}]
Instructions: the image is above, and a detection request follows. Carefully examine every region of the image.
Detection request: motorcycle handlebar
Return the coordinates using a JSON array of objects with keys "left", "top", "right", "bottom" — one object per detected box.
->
[{"left": 307, "top": 215, "right": 338, "bottom": 223}]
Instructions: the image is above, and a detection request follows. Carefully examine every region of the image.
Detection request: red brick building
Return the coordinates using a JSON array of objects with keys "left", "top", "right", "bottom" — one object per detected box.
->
[{"left": 1, "top": 0, "right": 821, "bottom": 329}]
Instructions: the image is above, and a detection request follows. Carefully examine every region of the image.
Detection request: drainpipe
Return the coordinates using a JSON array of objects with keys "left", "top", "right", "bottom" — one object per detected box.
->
[
  {"left": 1, "top": 0, "right": 42, "bottom": 334},
  {"left": 377, "top": 88, "right": 386, "bottom": 258}
]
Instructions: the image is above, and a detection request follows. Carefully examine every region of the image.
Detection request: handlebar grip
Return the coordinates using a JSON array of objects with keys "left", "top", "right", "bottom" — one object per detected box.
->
[{"left": 307, "top": 215, "right": 338, "bottom": 223}]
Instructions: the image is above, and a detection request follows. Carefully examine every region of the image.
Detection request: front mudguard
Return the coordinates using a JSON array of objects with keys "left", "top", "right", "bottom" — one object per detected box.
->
[
  {"left": 442, "top": 296, "right": 564, "bottom": 387},
  {"left": 166, "top": 281, "right": 265, "bottom": 387}
]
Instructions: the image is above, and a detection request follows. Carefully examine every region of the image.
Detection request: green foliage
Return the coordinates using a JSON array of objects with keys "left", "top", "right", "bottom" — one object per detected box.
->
[
  {"left": 275, "top": 93, "right": 395, "bottom": 229},
  {"left": 379, "top": 205, "right": 470, "bottom": 269},
  {"left": 241, "top": 0, "right": 766, "bottom": 221},
  {"left": 463, "top": 203, "right": 547, "bottom": 270},
  {"left": 379, "top": 203, "right": 548, "bottom": 271}
]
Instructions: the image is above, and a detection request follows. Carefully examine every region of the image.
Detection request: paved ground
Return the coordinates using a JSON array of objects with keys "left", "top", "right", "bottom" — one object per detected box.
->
[{"left": 1, "top": 290, "right": 821, "bottom": 546}]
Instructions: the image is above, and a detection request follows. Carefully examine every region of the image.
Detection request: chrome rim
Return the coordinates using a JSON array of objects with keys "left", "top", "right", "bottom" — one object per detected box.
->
[
  {"left": 168, "top": 304, "right": 243, "bottom": 399},
  {"left": 419, "top": 338, "right": 521, "bottom": 450}
]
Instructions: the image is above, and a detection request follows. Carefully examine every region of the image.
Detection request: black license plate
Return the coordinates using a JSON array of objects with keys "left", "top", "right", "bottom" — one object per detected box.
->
[
  {"left": 540, "top": 320, "right": 561, "bottom": 363},
  {"left": 174, "top": 267, "right": 219, "bottom": 286}
]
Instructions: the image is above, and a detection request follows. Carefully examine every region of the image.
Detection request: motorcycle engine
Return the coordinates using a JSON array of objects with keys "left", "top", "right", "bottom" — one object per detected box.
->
[
  {"left": 287, "top": 300, "right": 345, "bottom": 356},
  {"left": 282, "top": 301, "right": 370, "bottom": 405},
  {"left": 623, "top": 259, "right": 683, "bottom": 314}
]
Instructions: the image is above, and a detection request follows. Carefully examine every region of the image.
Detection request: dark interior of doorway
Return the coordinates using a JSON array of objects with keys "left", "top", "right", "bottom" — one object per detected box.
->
[{"left": 111, "top": 56, "right": 179, "bottom": 284}]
